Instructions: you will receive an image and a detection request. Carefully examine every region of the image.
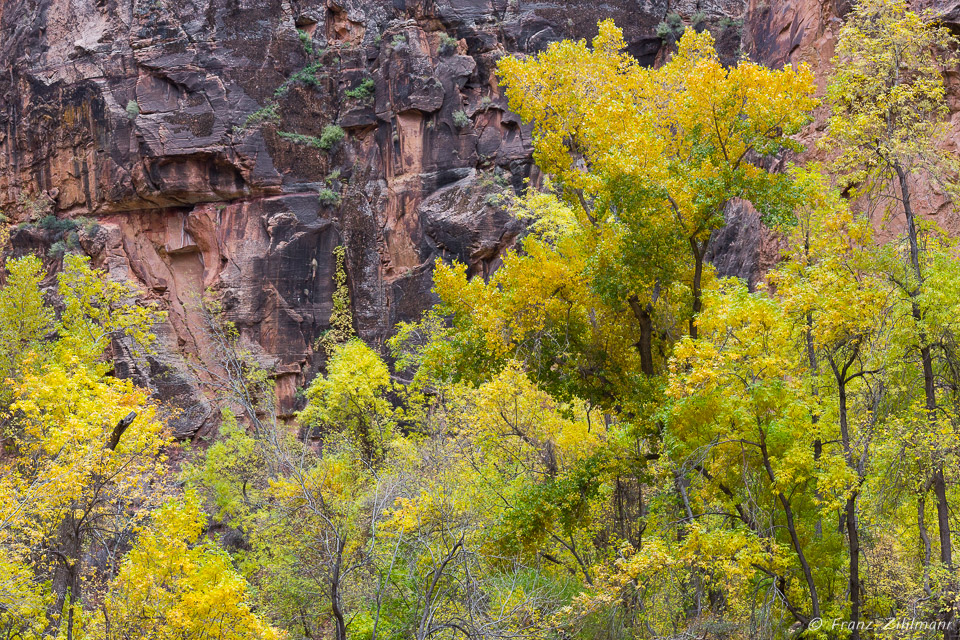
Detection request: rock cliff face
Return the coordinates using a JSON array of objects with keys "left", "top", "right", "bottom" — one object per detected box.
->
[{"left": 3, "top": 0, "right": 752, "bottom": 435}]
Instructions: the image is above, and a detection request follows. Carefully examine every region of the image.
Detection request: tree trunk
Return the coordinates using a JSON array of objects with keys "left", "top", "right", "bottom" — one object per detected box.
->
[
  {"left": 919, "top": 494, "right": 933, "bottom": 597},
  {"left": 688, "top": 238, "right": 707, "bottom": 340},
  {"left": 845, "top": 495, "right": 861, "bottom": 640},
  {"left": 331, "top": 539, "right": 347, "bottom": 640},
  {"left": 896, "top": 162, "right": 955, "bottom": 640},
  {"left": 835, "top": 372, "right": 862, "bottom": 640},
  {"left": 628, "top": 295, "right": 655, "bottom": 376},
  {"left": 760, "top": 435, "right": 821, "bottom": 621},
  {"left": 50, "top": 513, "right": 81, "bottom": 640}
]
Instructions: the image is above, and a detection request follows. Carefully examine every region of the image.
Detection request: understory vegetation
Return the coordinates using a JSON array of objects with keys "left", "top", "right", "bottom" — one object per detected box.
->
[{"left": 2, "top": 0, "right": 960, "bottom": 638}]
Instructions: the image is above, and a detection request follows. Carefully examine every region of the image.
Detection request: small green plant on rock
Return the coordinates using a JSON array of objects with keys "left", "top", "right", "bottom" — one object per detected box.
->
[
  {"left": 656, "top": 13, "right": 685, "bottom": 43},
  {"left": 278, "top": 126, "right": 345, "bottom": 152},
  {"left": 452, "top": 109, "right": 471, "bottom": 128},
  {"left": 319, "top": 124, "right": 345, "bottom": 150},
  {"left": 344, "top": 77, "right": 375, "bottom": 100},
  {"left": 126, "top": 100, "right": 140, "bottom": 119},
  {"left": 438, "top": 32, "right": 458, "bottom": 53},
  {"left": 719, "top": 16, "right": 744, "bottom": 32},
  {"left": 277, "top": 131, "right": 325, "bottom": 148},
  {"left": 244, "top": 103, "right": 281, "bottom": 129},
  {"left": 318, "top": 188, "right": 341, "bottom": 206},
  {"left": 298, "top": 29, "right": 315, "bottom": 56},
  {"left": 319, "top": 169, "right": 343, "bottom": 206},
  {"left": 275, "top": 61, "right": 326, "bottom": 97},
  {"left": 17, "top": 193, "right": 54, "bottom": 222},
  {"left": 38, "top": 215, "right": 78, "bottom": 233}
]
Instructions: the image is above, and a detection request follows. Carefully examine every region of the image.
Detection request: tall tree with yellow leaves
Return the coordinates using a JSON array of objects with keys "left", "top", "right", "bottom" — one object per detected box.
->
[
  {"left": 827, "top": 1, "right": 959, "bottom": 634},
  {"left": 498, "top": 21, "right": 816, "bottom": 356}
]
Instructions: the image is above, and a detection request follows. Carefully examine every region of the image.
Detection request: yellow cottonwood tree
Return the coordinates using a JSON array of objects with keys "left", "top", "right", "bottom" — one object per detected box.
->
[
  {"left": 0, "top": 254, "right": 275, "bottom": 640},
  {"left": 499, "top": 20, "right": 816, "bottom": 349},
  {"left": 92, "top": 492, "right": 282, "bottom": 640}
]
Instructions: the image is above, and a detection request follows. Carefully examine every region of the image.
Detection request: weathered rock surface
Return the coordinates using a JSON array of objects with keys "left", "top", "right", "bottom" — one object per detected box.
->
[{"left": 0, "top": 0, "right": 752, "bottom": 435}]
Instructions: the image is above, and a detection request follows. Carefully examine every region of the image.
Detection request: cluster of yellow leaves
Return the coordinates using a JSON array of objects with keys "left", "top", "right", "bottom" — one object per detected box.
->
[
  {"left": 499, "top": 20, "right": 817, "bottom": 237},
  {"left": 453, "top": 362, "right": 601, "bottom": 471},
  {"left": 92, "top": 492, "right": 282, "bottom": 640},
  {"left": 300, "top": 339, "right": 397, "bottom": 459},
  {"left": 0, "top": 254, "right": 277, "bottom": 640},
  {"left": 4, "top": 358, "right": 168, "bottom": 546}
]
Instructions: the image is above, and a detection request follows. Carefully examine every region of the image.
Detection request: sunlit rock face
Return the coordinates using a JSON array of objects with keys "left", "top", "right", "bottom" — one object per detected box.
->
[{"left": 1, "top": 0, "right": 750, "bottom": 436}]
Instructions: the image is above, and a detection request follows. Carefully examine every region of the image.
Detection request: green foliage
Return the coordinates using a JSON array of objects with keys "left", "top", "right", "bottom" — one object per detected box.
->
[
  {"left": 438, "top": 31, "right": 458, "bottom": 52},
  {"left": 656, "top": 12, "right": 685, "bottom": 42},
  {"left": 9, "top": 9, "right": 960, "bottom": 640},
  {"left": 278, "top": 125, "right": 344, "bottom": 151},
  {"left": 243, "top": 103, "right": 280, "bottom": 129},
  {"left": 298, "top": 28, "right": 315, "bottom": 56},
  {"left": 16, "top": 192, "right": 54, "bottom": 221},
  {"left": 344, "top": 77, "right": 375, "bottom": 100},
  {"left": 38, "top": 214, "right": 77, "bottom": 233},
  {"left": 277, "top": 130, "right": 324, "bottom": 148},
  {"left": 126, "top": 99, "right": 139, "bottom": 118},
  {"left": 275, "top": 60, "right": 326, "bottom": 96},
  {"left": 452, "top": 109, "right": 470, "bottom": 128},
  {"left": 718, "top": 16, "right": 742, "bottom": 30},
  {"left": 0, "top": 254, "right": 276, "bottom": 640},
  {"left": 318, "top": 187, "right": 341, "bottom": 206},
  {"left": 825, "top": 0, "right": 959, "bottom": 198},
  {"left": 391, "top": 33, "right": 407, "bottom": 47},
  {"left": 92, "top": 492, "right": 281, "bottom": 639},
  {"left": 316, "top": 245, "right": 354, "bottom": 356},
  {"left": 300, "top": 340, "right": 396, "bottom": 458},
  {"left": 319, "top": 123, "right": 346, "bottom": 149}
]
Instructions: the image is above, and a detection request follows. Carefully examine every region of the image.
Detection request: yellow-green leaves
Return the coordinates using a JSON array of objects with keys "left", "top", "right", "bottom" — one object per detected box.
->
[
  {"left": 93, "top": 492, "right": 282, "bottom": 640},
  {"left": 57, "top": 254, "right": 165, "bottom": 362},
  {"left": 300, "top": 339, "right": 397, "bottom": 460},
  {"left": 498, "top": 21, "right": 817, "bottom": 235},
  {"left": 827, "top": 0, "right": 958, "bottom": 193}
]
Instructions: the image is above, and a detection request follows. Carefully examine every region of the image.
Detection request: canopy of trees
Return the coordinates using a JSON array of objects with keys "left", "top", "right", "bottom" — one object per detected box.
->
[{"left": 2, "top": 0, "right": 959, "bottom": 638}]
